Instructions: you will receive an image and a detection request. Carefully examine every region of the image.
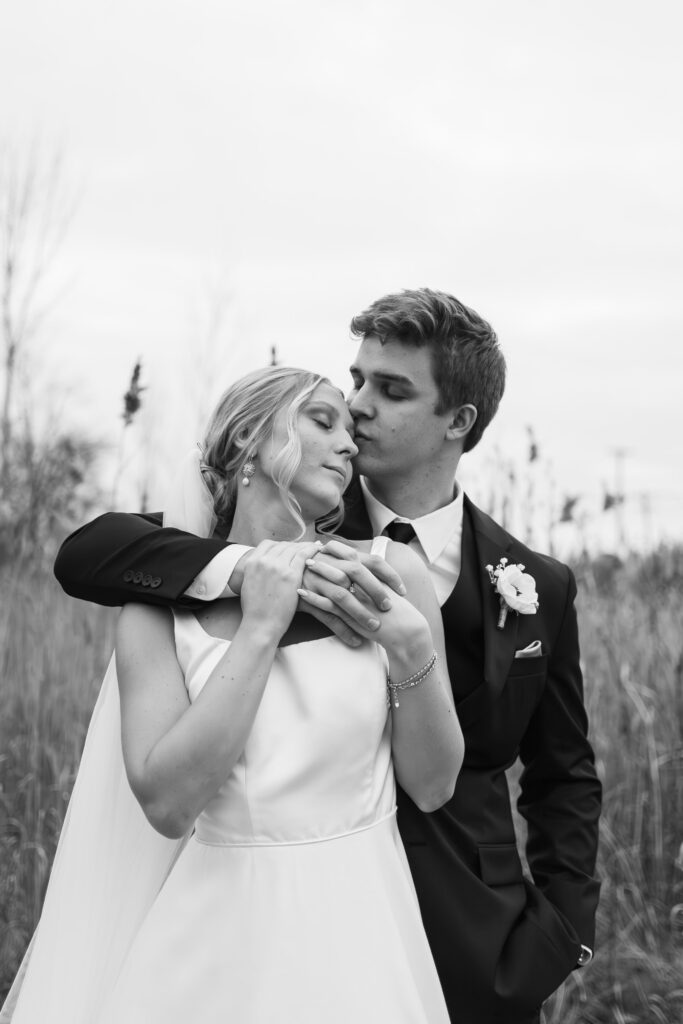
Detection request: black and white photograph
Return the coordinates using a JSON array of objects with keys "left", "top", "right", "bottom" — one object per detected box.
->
[{"left": 1, "top": 2, "right": 682, "bottom": 1022}]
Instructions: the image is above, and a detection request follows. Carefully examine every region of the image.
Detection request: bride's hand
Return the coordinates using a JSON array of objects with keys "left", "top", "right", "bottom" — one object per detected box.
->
[
  {"left": 233, "top": 540, "right": 408, "bottom": 648},
  {"left": 300, "top": 564, "right": 430, "bottom": 655},
  {"left": 297, "top": 540, "right": 408, "bottom": 636},
  {"left": 240, "top": 540, "right": 321, "bottom": 641},
  {"left": 299, "top": 541, "right": 436, "bottom": 660}
]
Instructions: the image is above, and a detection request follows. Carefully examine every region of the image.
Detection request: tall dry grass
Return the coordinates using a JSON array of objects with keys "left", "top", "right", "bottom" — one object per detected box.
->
[
  {"left": 542, "top": 548, "right": 683, "bottom": 1023},
  {"left": 0, "top": 560, "right": 114, "bottom": 995},
  {"left": 1, "top": 547, "right": 682, "bottom": 1021}
]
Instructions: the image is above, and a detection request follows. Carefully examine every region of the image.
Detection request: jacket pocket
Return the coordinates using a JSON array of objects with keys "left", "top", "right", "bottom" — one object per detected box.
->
[
  {"left": 478, "top": 843, "right": 524, "bottom": 886},
  {"left": 507, "top": 653, "right": 548, "bottom": 679}
]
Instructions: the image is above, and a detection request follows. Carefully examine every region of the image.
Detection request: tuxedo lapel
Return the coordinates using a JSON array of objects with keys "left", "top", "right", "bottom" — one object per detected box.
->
[
  {"left": 440, "top": 508, "right": 484, "bottom": 701},
  {"left": 455, "top": 499, "right": 519, "bottom": 728}
]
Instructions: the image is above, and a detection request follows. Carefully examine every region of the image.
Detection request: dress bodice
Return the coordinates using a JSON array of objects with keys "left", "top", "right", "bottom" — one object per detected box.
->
[{"left": 173, "top": 615, "right": 395, "bottom": 846}]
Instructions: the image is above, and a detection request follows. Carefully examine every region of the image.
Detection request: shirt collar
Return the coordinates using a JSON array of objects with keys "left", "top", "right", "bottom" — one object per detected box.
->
[{"left": 359, "top": 477, "right": 464, "bottom": 565}]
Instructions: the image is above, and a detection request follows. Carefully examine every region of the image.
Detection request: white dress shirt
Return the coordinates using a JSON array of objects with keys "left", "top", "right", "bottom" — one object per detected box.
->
[
  {"left": 359, "top": 478, "right": 464, "bottom": 606},
  {"left": 184, "top": 544, "right": 252, "bottom": 601}
]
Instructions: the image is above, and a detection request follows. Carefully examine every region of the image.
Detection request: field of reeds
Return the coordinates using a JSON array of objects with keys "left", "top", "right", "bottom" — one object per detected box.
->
[{"left": 1, "top": 544, "right": 682, "bottom": 1022}]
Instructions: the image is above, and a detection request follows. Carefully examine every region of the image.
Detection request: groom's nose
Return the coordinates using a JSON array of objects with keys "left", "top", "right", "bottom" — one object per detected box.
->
[{"left": 347, "top": 386, "right": 371, "bottom": 420}]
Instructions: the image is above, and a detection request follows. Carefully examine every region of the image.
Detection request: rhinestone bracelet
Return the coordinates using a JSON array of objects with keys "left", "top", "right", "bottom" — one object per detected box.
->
[{"left": 387, "top": 651, "right": 438, "bottom": 709}]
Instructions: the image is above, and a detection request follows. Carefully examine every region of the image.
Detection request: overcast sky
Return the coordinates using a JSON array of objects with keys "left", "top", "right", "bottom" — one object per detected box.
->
[{"left": 2, "top": 0, "right": 682, "bottom": 553}]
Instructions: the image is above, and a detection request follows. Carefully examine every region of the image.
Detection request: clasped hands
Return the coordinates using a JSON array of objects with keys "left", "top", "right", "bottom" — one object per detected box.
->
[
  {"left": 234, "top": 539, "right": 406, "bottom": 647},
  {"left": 297, "top": 540, "right": 407, "bottom": 646}
]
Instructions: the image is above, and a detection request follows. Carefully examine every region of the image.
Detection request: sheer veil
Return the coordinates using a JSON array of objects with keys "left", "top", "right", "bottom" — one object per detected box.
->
[{"left": 1, "top": 449, "right": 215, "bottom": 1023}]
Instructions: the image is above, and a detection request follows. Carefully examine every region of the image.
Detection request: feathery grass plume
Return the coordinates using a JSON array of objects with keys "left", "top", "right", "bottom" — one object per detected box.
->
[
  {"left": 121, "top": 360, "right": 146, "bottom": 427},
  {"left": 110, "top": 359, "right": 146, "bottom": 507},
  {"left": 526, "top": 426, "right": 539, "bottom": 463},
  {"left": 560, "top": 495, "right": 580, "bottom": 524},
  {"left": 603, "top": 490, "right": 625, "bottom": 512}
]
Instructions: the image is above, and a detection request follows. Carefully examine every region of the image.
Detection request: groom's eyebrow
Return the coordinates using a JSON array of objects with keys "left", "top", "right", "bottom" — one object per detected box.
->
[
  {"left": 375, "top": 371, "right": 414, "bottom": 387},
  {"left": 349, "top": 364, "right": 415, "bottom": 388}
]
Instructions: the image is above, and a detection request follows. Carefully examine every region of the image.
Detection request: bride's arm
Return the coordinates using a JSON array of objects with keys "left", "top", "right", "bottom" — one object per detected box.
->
[
  {"left": 378, "top": 543, "right": 462, "bottom": 811},
  {"left": 116, "top": 604, "right": 280, "bottom": 839},
  {"left": 301, "top": 542, "right": 462, "bottom": 812},
  {"left": 116, "top": 542, "right": 314, "bottom": 838}
]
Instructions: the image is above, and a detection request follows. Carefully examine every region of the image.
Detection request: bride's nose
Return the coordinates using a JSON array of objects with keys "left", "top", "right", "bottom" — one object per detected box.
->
[{"left": 338, "top": 431, "right": 358, "bottom": 459}]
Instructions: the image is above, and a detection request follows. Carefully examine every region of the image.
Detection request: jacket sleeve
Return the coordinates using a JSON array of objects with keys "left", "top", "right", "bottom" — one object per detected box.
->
[
  {"left": 53, "top": 511, "right": 228, "bottom": 608},
  {"left": 517, "top": 566, "right": 602, "bottom": 949}
]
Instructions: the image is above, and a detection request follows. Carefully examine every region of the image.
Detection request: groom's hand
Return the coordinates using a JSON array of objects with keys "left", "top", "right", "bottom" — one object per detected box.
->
[
  {"left": 297, "top": 540, "right": 407, "bottom": 646},
  {"left": 228, "top": 540, "right": 406, "bottom": 647}
]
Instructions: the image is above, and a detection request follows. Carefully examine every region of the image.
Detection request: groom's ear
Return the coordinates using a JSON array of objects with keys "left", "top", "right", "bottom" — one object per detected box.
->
[{"left": 445, "top": 404, "right": 477, "bottom": 443}]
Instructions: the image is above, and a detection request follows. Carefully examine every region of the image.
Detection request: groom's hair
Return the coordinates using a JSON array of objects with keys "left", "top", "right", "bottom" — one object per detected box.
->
[{"left": 350, "top": 288, "right": 505, "bottom": 451}]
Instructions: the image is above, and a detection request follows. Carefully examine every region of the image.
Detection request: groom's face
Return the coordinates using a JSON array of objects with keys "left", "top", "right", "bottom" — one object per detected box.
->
[{"left": 348, "top": 336, "right": 455, "bottom": 483}]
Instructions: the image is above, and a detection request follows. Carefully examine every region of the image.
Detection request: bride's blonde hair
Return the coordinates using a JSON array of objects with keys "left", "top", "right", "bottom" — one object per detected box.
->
[{"left": 200, "top": 365, "right": 346, "bottom": 538}]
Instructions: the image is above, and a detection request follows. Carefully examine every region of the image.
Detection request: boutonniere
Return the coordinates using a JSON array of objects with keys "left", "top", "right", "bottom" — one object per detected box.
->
[{"left": 485, "top": 557, "right": 539, "bottom": 630}]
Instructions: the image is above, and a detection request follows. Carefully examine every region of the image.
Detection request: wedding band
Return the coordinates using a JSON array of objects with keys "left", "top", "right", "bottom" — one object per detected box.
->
[{"left": 348, "top": 583, "right": 356, "bottom": 595}]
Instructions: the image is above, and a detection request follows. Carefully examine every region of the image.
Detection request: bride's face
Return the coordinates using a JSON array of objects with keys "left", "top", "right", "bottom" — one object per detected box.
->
[{"left": 260, "top": 382, "right": 358, "bottom": 521}]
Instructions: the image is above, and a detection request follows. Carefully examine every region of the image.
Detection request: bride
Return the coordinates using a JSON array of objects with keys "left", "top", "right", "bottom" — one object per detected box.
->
[{"left": 2, "top": 365, "right": 463, "bottom": 1023}]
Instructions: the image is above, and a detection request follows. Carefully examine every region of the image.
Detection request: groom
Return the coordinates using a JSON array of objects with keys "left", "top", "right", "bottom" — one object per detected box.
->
[{"left": 54, "top": 288, "right": 601, "bottom": 1023}]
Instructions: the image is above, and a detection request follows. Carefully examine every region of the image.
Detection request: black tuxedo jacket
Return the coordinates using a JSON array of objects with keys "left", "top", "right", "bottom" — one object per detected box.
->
[{"left": 54, "top": 485, "right": 601, "bottom": 1024}]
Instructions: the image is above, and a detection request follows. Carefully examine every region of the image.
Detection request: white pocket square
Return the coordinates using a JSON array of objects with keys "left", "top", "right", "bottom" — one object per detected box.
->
[{"left": 514, "top": 640, "right": 543, "bottom": 659}]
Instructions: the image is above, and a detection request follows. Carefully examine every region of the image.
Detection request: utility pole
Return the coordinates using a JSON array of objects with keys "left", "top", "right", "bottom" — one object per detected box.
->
[{"left": 639, "top": 492, "right": 654, "bottom": 550}]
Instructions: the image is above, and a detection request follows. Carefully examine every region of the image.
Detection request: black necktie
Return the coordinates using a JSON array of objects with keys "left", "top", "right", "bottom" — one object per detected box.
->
[{"left": 383, "top": 520, "right": 417, "bottom": 545}]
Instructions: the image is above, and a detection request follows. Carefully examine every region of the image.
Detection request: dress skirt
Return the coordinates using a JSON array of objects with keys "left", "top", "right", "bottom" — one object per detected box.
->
[{"left": 98, "top": 813, "right": 449, "bottom": 1024}]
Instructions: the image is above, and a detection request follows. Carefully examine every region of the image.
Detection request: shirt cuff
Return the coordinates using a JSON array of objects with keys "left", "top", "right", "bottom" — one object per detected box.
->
[{"left": 184, "top": 545, "right": 252, "bottom": 600}]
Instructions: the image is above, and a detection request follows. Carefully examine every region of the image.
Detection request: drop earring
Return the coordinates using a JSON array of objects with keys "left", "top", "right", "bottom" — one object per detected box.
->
[{"left": 241, "top": 456, "right": 256, "bottom": 487}]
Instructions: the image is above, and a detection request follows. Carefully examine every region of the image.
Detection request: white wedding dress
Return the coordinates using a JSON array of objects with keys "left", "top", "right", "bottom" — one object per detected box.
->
[
  {"left": 3, "top": 542, "right": 450, "bottom": 1024},
  {"left": 94, "top": 594, "right": 450, "bottom": 1019}
]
